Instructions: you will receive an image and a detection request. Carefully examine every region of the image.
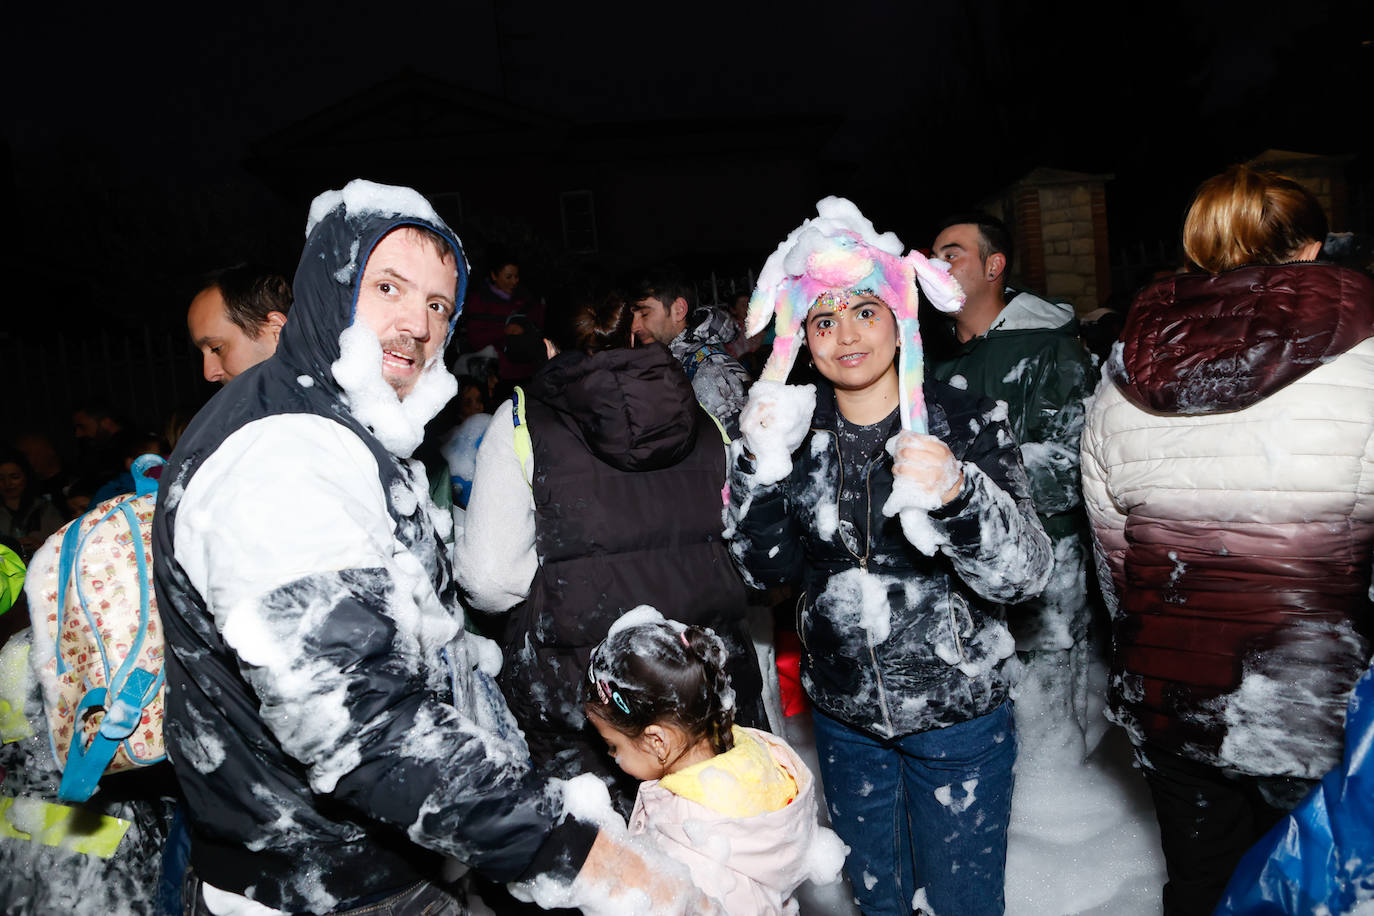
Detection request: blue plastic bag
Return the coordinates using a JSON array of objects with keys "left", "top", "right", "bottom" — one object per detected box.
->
[{"left": 1214, "top": 659, "right": 1374, "bottom": 914}]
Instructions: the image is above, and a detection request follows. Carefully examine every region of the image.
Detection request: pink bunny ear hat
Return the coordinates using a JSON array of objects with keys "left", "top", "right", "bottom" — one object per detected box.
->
[{"left": 746, "top": 197, "right": 965, "bottom": 434}]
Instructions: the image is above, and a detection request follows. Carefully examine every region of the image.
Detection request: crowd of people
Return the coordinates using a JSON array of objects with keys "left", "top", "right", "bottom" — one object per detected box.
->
[{"left": 1, "top": 164, "right": 1371, "bottom": 916}]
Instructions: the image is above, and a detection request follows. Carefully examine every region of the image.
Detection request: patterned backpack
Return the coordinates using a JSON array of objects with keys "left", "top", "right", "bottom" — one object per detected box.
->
[{"left": 25, "top": 455, "right": 166, "bottom": 802}]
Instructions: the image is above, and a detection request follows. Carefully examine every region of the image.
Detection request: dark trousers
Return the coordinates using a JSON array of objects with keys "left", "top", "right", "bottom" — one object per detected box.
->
[{"left": 1137, "top": 745, "right": 1315, "bottom": 916}]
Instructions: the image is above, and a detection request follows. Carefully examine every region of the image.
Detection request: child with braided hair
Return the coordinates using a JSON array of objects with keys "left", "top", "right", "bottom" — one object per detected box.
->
[{"left": 584, "top": 608, "right": 844, "bottom": 915}]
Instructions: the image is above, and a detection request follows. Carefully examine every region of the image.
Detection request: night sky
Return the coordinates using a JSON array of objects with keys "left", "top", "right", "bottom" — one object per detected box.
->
[{"left": 4, "top": 0, "right": 1371, "bottom": 330}]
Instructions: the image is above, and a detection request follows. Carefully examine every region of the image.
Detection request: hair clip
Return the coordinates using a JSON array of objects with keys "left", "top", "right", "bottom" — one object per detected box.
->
[
  {"left": 611, "top": 689, "right": 632, "bottom": 715},
  {"left": 596, "top": 678, "right": 613, "bottom": 706},
  {"left": 680, "top": 631, "right": 691, "bottom": 649}
]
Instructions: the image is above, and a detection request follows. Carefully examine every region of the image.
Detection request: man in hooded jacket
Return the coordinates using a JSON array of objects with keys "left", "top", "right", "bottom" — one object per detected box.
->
[
  {"left": 153, "top": 180, "right": 701, "bottom": 915},
  {"left": 930, "top": 213, "right": 1100, "bottom": 755}
]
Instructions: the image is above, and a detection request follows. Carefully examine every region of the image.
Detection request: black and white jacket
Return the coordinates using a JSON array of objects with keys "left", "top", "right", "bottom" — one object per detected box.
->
[
  {"left": 726, "top": 380, "right": 1051, "bottom": 738},
  {"left": 152, "top": 186, "right": 594, "bottom": 913}
]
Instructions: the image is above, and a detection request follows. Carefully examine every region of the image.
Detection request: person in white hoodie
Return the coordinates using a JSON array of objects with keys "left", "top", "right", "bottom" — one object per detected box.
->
[{"left": 153, "top": 179, "right": 717, "bottom": 916}]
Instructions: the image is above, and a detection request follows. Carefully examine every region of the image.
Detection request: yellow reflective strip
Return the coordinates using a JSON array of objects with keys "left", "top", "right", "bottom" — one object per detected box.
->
[
  {"left": 0, "top": 795, "right": 131, "bottom": 858},
  {"left": 0, "top": 639, "right": 34, "bottom": 744},
  {"left": 512, "top": 385, "right": 533, "bottom": 489},
  {"left": 703, "top": 407, "right": 730, "bottom": 444}
]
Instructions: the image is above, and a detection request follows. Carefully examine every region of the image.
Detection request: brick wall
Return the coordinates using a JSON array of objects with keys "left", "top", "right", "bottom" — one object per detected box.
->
[{"left": 997, "top": 168, "right": 1112, "bottom": 315}]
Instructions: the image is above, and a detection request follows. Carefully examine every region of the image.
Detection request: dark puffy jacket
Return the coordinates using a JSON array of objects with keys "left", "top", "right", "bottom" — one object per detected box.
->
[
  {"left": 153, "top": 194, "right": 593, "bottom": 912},
  {"left": 727, "top": 381, "right": 1051, "bottom": 738},
  {"left": 1083, "top": 262, "right": 1374, "bottom": 778},
  {"left": 499, "top": 346, "right": 763, "bottom": 808}
]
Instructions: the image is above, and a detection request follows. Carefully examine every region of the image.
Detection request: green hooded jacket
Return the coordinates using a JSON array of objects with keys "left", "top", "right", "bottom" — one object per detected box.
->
[{"left": 931, "top": 291, "right": 1095, "bottom": 535}]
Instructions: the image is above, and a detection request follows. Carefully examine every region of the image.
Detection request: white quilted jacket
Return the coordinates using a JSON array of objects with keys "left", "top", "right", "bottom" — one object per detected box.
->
[{"left": 1082, "top": 263, "right": 1374, "bottom": 778}]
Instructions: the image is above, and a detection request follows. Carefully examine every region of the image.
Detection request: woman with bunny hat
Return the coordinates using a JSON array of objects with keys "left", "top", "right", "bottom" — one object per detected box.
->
[{"left": 725, "top": 198, "right": 1052, "bottom": 915}]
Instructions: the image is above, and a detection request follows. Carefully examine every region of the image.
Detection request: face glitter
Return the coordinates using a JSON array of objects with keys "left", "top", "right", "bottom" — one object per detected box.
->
[{"left": 816, "top": 289, "right": 850, "bottom": 312}]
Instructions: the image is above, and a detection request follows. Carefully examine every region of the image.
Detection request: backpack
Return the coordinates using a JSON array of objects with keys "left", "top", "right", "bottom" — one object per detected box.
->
[
  {"left": 683, "top": 342, "right": 728, "bottom": 382},
  {"left": 25, "top": 454, "right": 166, "bottom": 802}
]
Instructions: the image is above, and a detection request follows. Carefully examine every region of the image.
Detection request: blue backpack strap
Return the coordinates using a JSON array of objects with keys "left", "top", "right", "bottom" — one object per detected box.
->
[
  {"left": 684, "top": 343, "right": 727, "bottom": 382},
  {"left": 131, "top": 454, "right": 164, "bottom": 498},
  {"left": 102, "top": 501, "right": 152, "bottom": 699},
  {"left": 69, "top": 502, "right": 137, "bottom": 699},
  {"left": 57, "top": 666, "right": 158, "bottom": 802}
]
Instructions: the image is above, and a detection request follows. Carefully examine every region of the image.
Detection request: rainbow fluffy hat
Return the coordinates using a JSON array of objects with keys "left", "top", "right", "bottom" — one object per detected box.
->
[{"left": 746, "top": 197, "right": 965, "bottom": 434}]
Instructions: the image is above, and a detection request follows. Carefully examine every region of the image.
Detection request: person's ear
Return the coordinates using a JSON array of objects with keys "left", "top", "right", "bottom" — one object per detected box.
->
[
  {"left": 671, "top": 297, "right": 690, "bottom": 325},
  {"left": 986, "top": 252, "right": 1007, "bottom": 282},
  {"left": 1294, "top": 240, "right": 1323, "bottom": 262},
  {"left": 264, "top": 311, "right": 287, "bottom": 342},
  {"left": 640, "top": 724, "right": 671, "bottom": 764}
]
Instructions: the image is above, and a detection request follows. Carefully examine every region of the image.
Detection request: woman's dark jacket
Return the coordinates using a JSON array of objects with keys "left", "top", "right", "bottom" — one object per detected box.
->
[{"left": 727, "top": 380, "right": 1051, "bottom": 738}]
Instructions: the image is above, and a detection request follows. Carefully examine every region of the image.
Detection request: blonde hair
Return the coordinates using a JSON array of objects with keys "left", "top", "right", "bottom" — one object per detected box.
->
[{"left": 1182, "top": 165, "right": 1328, "bottom": 274}]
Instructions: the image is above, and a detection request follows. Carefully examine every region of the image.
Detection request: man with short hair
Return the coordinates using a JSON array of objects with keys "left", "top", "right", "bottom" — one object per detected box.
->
[
  {"left": 631, "top": 270, "right": 751, "bottom": 435},
  {"left": 71, "top": 402, "right": 124, "bottom": 443},
  {"left": 930, "top": 212, "right": 1100, "bottom": 756},
  {"left": 71, "top": 401, "right": 128, "bottom": 484},
  {"left": 154, "top": 180, "right": 699, "bottom": 915},
  {"left": 186, "top": 264, "right": 291, "bottom": 383}
]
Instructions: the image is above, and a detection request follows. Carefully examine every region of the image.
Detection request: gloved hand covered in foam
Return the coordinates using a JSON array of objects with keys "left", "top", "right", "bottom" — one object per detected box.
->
[
  {"left": 739, "top": 380, "right": 816, "bottom": 486},
  {"left": 881, "top": 430, "right": 964, "bottom": 556}
]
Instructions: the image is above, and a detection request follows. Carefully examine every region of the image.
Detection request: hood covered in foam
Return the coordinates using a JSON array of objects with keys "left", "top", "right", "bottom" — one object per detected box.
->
[
  {"left": 279, "top": 179, "right": 470, "bottom": 456},
  {"left": 1111, "top": 262, "right": 1374, "bottom": 415}
]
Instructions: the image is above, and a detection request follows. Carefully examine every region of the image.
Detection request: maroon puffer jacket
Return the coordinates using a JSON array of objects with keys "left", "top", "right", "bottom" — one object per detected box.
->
[{"left": 1083, "top": 262, "right": 1374, "bottom": 778}]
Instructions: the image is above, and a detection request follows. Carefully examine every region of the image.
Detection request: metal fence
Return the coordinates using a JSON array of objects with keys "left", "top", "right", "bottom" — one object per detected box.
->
[
  {"left": 2, "top": 325, "right": 211, "bottom": 438},
  {"left": 1109, "top": 239, "right": 1180, "bottom": 306},
  {"left": 693, "top": 269, "right": 757, "bottom": 309}
]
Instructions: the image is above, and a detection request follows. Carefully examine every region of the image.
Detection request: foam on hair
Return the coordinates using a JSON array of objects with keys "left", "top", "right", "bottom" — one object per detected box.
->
[
  {"left": 1182, "top": 165, "right": 1328, "bottom": 274},
  {"left": 584, "top": 620, "right": 737, "bottom": 754}
]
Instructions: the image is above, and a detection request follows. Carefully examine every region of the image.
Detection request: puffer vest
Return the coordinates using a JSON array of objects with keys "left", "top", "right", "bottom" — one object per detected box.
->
[{"left": 495, "top": 349, "right": 761, "bottom": 778}]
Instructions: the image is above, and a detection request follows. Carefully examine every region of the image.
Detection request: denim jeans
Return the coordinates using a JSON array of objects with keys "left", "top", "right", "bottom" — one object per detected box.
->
[{"left": 812, "top": 702, "right": 1016, "bottom": 916}]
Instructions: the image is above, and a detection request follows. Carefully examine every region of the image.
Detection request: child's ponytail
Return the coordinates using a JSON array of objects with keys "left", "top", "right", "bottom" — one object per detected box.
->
[{"left": 680, "top": 625, "right": 737, "bottom": 754}]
